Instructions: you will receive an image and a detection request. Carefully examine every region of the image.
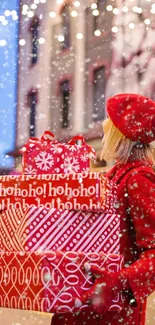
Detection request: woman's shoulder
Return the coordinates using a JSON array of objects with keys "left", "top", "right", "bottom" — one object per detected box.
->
[{"left": 105, "top": 160, "right": 154, "bottom": 184}]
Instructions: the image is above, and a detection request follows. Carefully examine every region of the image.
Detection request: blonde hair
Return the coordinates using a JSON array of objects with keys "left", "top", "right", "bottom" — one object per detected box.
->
[{"left": 100, "top": 118, "right": 155, "bottom": 165}]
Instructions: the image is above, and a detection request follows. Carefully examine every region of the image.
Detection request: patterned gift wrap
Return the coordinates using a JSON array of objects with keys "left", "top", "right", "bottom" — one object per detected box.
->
[
  {"left": 0, "top": 208, "right": 120, "bottom": 254},
  {"left": 0, "top": 251, "right": 124, "bottom": 313},
  {"left": 22, "top": 133, "right": 96, "bottom": 175},
  {"left": 0, "top": 172, "right": 117, "bottom": 213}
]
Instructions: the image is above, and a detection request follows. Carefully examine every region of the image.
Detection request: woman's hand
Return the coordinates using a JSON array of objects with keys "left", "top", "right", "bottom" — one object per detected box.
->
[{"left": 75, "top": 264, "right": 128, "bottom": 314}]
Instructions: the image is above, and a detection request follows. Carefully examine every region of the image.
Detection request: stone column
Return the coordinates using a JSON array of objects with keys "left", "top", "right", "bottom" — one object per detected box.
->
[{"left": 73, "top": 1, "right": 86, "bottom": 134}]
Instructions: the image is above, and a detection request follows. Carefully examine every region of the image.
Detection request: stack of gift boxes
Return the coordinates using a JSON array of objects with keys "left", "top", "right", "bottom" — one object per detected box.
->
[{"left": 0, "top": 131, "right": 123, "bottom": 313}]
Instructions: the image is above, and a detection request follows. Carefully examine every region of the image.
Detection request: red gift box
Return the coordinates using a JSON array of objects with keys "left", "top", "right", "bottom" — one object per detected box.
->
[
  {"left": 22, "top": 132, "right": 96, "bottom": 175},
  {"left": 0, "top": 251, "right": 124, "bottom": 313},
  {"left": 0, "top": 172, "right": 117, "bottom": 213},
  {"left": 0, "top": 208, "right": 120, "bottom": 255}
]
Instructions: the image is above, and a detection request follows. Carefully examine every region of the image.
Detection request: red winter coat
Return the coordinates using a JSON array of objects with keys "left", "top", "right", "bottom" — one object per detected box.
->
[{"left": 52, "top": 160, "right": 155, "bottom": 325}]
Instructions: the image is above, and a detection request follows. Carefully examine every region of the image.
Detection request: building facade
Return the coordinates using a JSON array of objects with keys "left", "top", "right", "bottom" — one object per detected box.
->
[
  {"left": 12, "top": 0, "right": 155, "bottom": 171},
  {"left": 14, "top": 0, "right": 114, "bottom": 170}
]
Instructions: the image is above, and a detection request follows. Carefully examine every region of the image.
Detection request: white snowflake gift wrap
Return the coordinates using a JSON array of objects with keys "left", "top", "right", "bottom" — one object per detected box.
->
[
  {"left": 22, "top": 132, "right": 96, "bottom": 175},
  {"left": 0, "top": 208, "right": 120, "bottom": 254},
  {"left": 0, "top": 251, "right": 124, "bottom": 313}
]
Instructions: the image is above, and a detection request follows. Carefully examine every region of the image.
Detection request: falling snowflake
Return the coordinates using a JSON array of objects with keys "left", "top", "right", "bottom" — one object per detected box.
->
[
  {"left": 24, "top": 165, "right": 37, "bottom": 175},
  {"left": 63, "top": 157, "right": 80, "bottom": 173},
  {"left": 35, "top": 152, "right": 54, "bottom": 171},
  {"left": 80, "top": 153, "right": 88, "bottom": 162}
]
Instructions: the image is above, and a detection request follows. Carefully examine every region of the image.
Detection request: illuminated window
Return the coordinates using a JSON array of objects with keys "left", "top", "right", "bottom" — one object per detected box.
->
[
  {"left": 27, "top": 90, "right": 37, "bottom": 137},
  {"left": 30, "top": 17, "right": 39, "bottom": 65},
  {"left": 93, "top": 66, "right": 105, "bottom": 121},
  {"left": 60, "top": 80, "right": 70, "bottom": 128},
  {"left": 93, "top": 0, "right": 106, "bottom": 33},
  {"left": 61, "top": 5, "right": 70, "bottom": 50}
]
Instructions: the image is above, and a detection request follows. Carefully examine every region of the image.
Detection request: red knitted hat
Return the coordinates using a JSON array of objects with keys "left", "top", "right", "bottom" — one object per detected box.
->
[{"left": 107, "top": 93, "right": 155, "bottom": 144}]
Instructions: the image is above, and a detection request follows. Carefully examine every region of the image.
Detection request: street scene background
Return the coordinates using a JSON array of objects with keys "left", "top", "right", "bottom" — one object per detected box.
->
[{"left": 0, "top": 0, "right": 155, "bottom": 324}]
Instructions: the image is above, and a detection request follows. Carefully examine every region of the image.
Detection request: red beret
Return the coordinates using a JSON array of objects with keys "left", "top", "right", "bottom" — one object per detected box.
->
[{"left": 107, "top": 93, "right": 155, "bottom": 144}]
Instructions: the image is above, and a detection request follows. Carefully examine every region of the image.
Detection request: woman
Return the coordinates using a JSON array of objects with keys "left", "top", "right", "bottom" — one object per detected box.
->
[{"left": 52, "top": 93, "right": 155, "bottom": 325}]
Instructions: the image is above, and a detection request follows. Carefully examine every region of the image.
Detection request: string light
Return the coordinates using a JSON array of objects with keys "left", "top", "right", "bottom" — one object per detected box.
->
[
  {"left": 2, "top": 20, "right": 8, "bottom": 25},
  {"left": 27, "top": 11, "right": 34, "bottom": 18},
  {"left": 19, "top": 39, "right": 26, "bottom": 46},
  {"left": 91, "top": 3, "right": 97, "bottom": 9},
  {"left": 11, "top": 10, "right": 17, "bottom": 15},
  {"left": 22, "top": 10, "right": 27, "bottom": 15},
  {"left": 12, "top": 15, "right": 18, "bottom": 21},
  {"left": 11, "top": 9, "right": 18, "bottom": 21},
  {"left": 74, "top": 1, "right": 80, "bottom": 7},
  {"left": 144, "top": 18, "right": 150, "bottom": 25},
  {"left": 92, "top": 9, "right": 99, "bottom": 16},
  {"left": 31, "top": 4, "right": 37, "bottom": 9},
  {"left": 94, "top": 29, "right": 101, "bottom": 36},
  {"left": 39, "top": 37, "right": 45, "bottom": 44},
  {"left": 0, "top": 16, "right": 5, "bottom": 22},
  {"left": 0, "top": 0, "right": 152, "bottom": 30},
  {"left": 5, "top": 10, "right": 11, "bottom": 16},
  {"left": 76, "top": 33, "right": 83, "bottom": 39},
  {"left": 151, "top": 7, "right": 155, "bottom": 14},
  {"left": 112, "top": 26, "right": 118, "bottom": 33},
  {"left": 122, "top": 6, "right": 128, "bottom": 12},
  {"left": 113, "top": 8, "right": 119, "bottom": 15},
  {"left": 22, "top": 4, "right": 28, "bottom": 10},
  {"left": 106, "top": 5, "right": 113, "bottom": 11},
  {"left": 129, "top": 22, "right": 135, "bottom": 29},
  {"left": 0, "top": 40, "right": 7, "bottom": 46},
  {"left": 71, "top": 10, "right": 78, "bottom": 17},
  {"left": 58, "top": 35, "right": 65, "bottom": 42},
  {"left": 49, "top": 11, "right": 56, "bottom": 18},
  {"left": 137, "top": 7, "right": 142, "bottom": 14},
  {"left": 0, "top": 3, "right": 30, "bottom": 23},
  {"left": 133, "top": 6, "right": 142, "bottom": 13}
]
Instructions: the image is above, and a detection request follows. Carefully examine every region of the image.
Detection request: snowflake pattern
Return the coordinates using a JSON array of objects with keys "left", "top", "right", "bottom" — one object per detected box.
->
[
  {"left": 80, "top": 153, "right": 89, "bottom": 162},
  {"left": 50, "top": 146, "right": 63, "bottom": 154},
  {"left": 35, "top": 152, "right": 54, "bottom": 171},
  {"left": 63, "top": 157, "right": 80, "bottom": 173},
  {"left": 68, "top": 145, "right": 78, "bottom": 152},
  {"left": 24, "top": 165, "right": 37, "bottom": 175}
]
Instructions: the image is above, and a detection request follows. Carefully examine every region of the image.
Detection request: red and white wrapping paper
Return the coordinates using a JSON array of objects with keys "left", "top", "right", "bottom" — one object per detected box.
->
[
  {"left": 22, "top": 133, "right": 96, "bottom": 175},
  {"left": 0, "top": 172, "right": 117, "bottom": 213},
  {"left": 0, "top": 251, "right": 124, "bottom": 313},
  {"left": 0, "top": 208, "right": 120, "bottom": 254}
]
